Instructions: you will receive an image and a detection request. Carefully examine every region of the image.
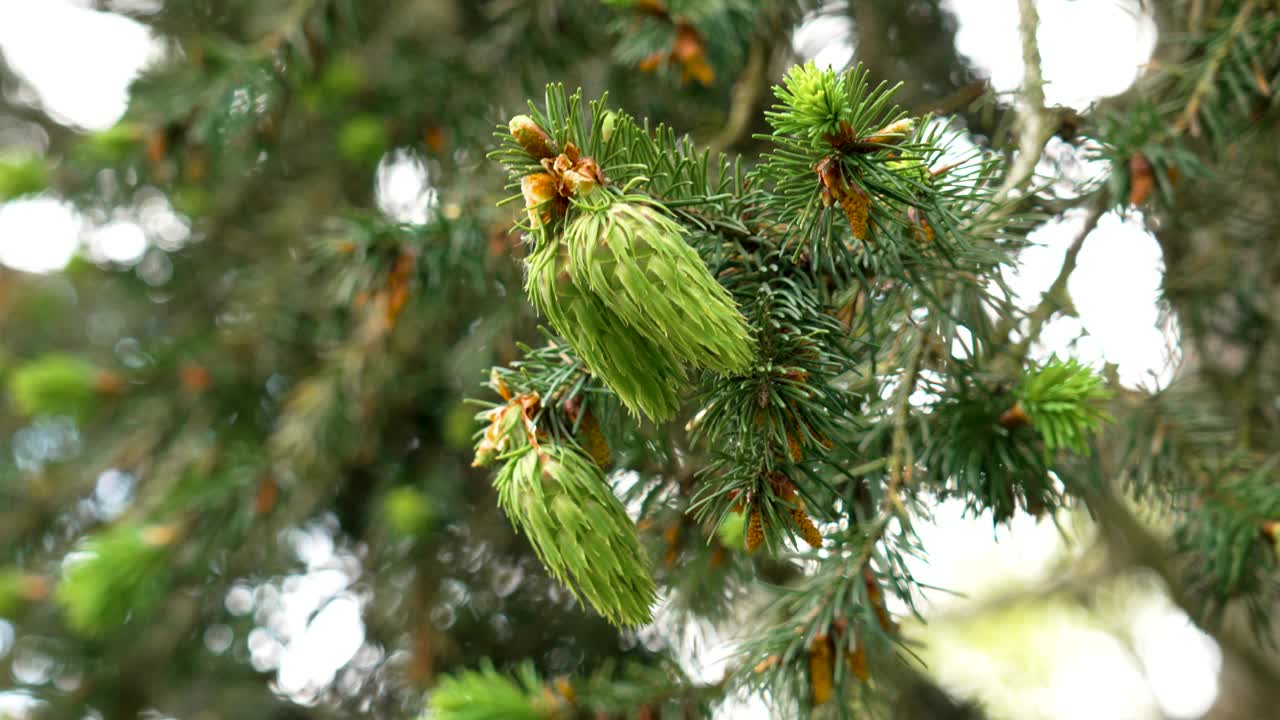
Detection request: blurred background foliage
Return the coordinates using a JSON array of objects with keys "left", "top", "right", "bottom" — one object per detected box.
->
[{"left": 0, "top": 1, "right": 1279, "bottom": 719}]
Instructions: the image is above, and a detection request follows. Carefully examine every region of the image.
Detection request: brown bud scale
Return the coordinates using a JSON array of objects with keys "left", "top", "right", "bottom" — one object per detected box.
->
[
  {"left": 998, "top": 402, "right": 1031, "bottom": 430},
  {"left": 1128, "top": 154, "right": 1155, "bottom": 206}
]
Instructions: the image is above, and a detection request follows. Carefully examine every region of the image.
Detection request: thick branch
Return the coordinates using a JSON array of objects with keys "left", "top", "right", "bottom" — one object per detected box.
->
[
  {"left": 0, "top": 93, "right": 80, "bottom": 153},
  {"left": 887, "top": 326, "right": 925, "bottom": 506},
  {"left": 849, "top": 327, "right": 930, "bottom": 572},
  {"left": 848, "top": 1, "right": 980, "bottom": 113},
  {"left": 708, "top": 39, "right": 768, "bottom": 155},
  {"left": 995, "top": 0, "right": 1058, "bottom": 205},
  {"left": 1016, "top": 201, "right": 1105, "bottom": 355},
  {"left": 1173, "top": 0, "right": 1258, "bottom": 136}
]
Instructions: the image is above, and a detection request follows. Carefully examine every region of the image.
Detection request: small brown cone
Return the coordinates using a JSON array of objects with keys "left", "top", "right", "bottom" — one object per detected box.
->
[
  {"left": 424, "top": 125, "right": 447, "bottom": 154},
  {"left": 754, "top": 654, "right": 780, "bottom": 674},
  {"left": 863, "top": 568, "right": 897, "bottom": 633},
  {"left": 745, "top": 507, "right": 764, "bottom": 553},
  {"left": 672, "top": 24, "right": 715, "bottom": 86},
  {"left": 998, "top": 401, "right": 1031, "bottom": 430},
  {"left": 817, "top": 157, "right": 871, "bottom": 240},
  {"left": 385, "top": 250, "right": 415, "bottom": 327},
  {"left": 838, "top": 184, "right": 870, "bottom": 241},
  {"left": 791, "top": 508, "right": 823, "bottom": 549},
  {"left": 179, "top": 363, "right": 212, "bottom": 393},
  {"left": 1265, "top": 521, "right": 1280, "bottom": 561},
  {"left": 787, "top": 428, "right": 804, "bottom": 462},
  {"left": 576, "top": 408, "right": 612, "bottom": 468},
  {"left": 554, "top": 677, "right": 576, "bottom": 705},
  {"left": 769, "top": 472, "right": 797, "bottom": 500},
  {"left": 638, "top": 51, "right": 664, "bottom": 72},
  {"left": 19, "top": 574, "right": 50, "bottom": 602},
  {"left": 94, "top": 370, "right": 125, "bottom": 396},
  {"left": 680, "top": 56, "right": 715, "bottom": 87},
  {"left": 1128, "top": 154, "right": 1155, "bottom": 206},
  {"left": 907, "top": 206, "right": 935, "bottom": 243},
  {"left": 635, "top": 0, "right": 668, "bottom": 16},
  {"left": 142, "top": 523, "right": 181, "bottom": 547},
  {"left": 255, "top": 473, "right": 279, "bottom": 516},
  {"left": 844, "top": 636, "right": 870, "bottom": 681},
  {"left": 809, "top": 633, "right": 835, "bottom": 705},
  {"left": 145, "top": 129, "right": 168, "bottom": 167},
  {"left": 534, "top": 687, "right": 562, "bottom": 717},
  {"left": 662, "top": 521, "right": 682, "bottom": 568}
]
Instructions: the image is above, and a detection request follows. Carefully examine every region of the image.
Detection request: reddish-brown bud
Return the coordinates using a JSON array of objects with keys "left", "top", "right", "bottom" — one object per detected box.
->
[{"left": 509, "top": 115, "right": 556, "bottom": 160}]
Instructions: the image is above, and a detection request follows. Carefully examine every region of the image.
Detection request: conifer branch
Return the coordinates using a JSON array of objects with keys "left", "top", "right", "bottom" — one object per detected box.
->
[
  {"left": 996, "top": 0, "right": 1057, "bottom": 205},
  {"left": 20, "top": 2, "right": 1280, "bottom": 712},
  {"left": 1187, "top": 0, "right": 1206, "bottom": 32},
  {"left": 1081, "top": 478, "right": 1280, "bottom": 698},
  {"left": 1173, "top": 0, "right": 1259, "bottom": 136},
  {"left": 842, "top": 329, "right": 929, "bottom": 600},
  {"left": 887, "top": 326, "right": 926, "bottom": 512}
]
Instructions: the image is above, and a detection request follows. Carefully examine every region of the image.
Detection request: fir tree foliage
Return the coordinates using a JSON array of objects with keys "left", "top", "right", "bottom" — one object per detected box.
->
[
  {"left": 755, "top": 61, "right": 981, "bottom": 276},
  {"left": 425, "top": 657, "right": 714, "bottom": 720},
  {"left": 1176, "top": 455, "right": 1280, "bottom": 633},
  {"left": 7, "top": 354, "right": 103, "bottom": 420},
  {"left": 6, "top": 0, "right": 1280, "bottom": 717},
  {"left": 474, "top": 375, "right": 656, "bottom": 627},
  {"left": 603, "top": 0, "right": 759, "bottom": 89},
  {"left": 493, "top": 441, "right": 658, "bottom": 627},
  {"left": 1016, "top": 356, "right": 1112, "bottom": 456},
  {"left": 0, "top": 155, "right": 49, "bottom": 200},
  {"left": 1069, "top": 1, "right": 1280, "bottom": 643},
  {"left": 496, "top": 86, "right": 756, "bottom": 421},
  {"left": 1097, "top": 4, "right": 1280, "bottom": 210},
  {"left": 770, "top": 61, "right": 862, "bottom": 141},
  {"left": 736, "top": 554, "right": 902, "bottom": 715},
  {"left": 425, "top": 661, "right": 548, "bottom": 720},
  {"left": 469, "top": 61, "right": 1114, "bottom": 716},
  {"left": 562, "top": 199, "right": 754, "bottom": 377},
  {"left": 918, "top": 381, "right": 1057, "bottom": 524},
  {"left": 57, "top": 523, "right": 178, "bottom": 638}
]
